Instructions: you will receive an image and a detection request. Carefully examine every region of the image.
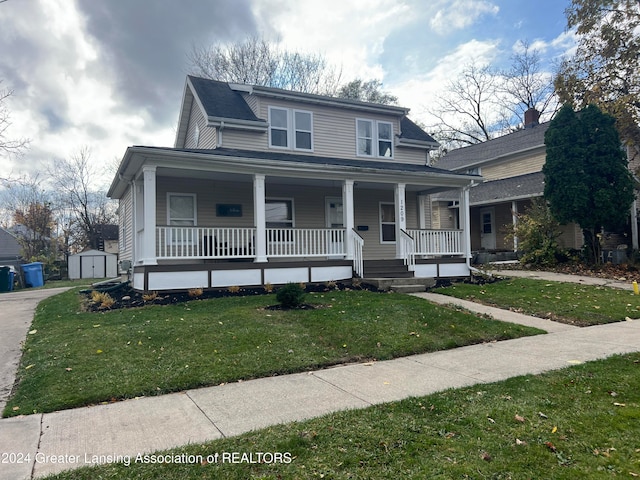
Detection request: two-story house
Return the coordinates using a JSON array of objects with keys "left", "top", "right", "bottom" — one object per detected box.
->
[
  {"left": 433, "top": 110, "right": 589, "bottom": 260},
  {"left": 108, "top": 76, "right": 478, "bottom": 292}
]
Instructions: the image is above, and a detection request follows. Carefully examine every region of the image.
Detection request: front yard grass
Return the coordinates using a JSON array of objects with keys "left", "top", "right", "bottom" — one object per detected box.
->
[
  {"left": 433, "top": 277, "right": 640, "bottom": 326},
  {"left": 44, "top": 353, "right": 640, "bottom": 479},
  {"left": 3, "top": 289, "right": 542, "bottom": 417}
]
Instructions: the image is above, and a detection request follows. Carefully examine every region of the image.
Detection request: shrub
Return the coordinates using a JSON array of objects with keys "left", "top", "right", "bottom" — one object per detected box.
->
[
  {"left": 507, "top": 198, "right": 564, "bottom": 267},
  {"left": 276, "top": 282, "right": 306, "bottom": 308},
  {"left": 142, "top": 291, "right": 158, "bottom": 302},
  {"left": 263, "top": 282, "right": 274, "bottom": 293},
  {"left": 228, "top": 285, "right": 241, "bottom": 294},
  {"left": 188, "top": 288, "right": 203, "bottom": 298},
  {"left": 90, "top": 291, "right": 115, "bottom": 309}
]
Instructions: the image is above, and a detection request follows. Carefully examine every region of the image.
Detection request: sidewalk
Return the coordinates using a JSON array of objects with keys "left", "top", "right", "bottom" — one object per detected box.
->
[{"left": 2, "top": 278, "right": 640, "bottom": 479}]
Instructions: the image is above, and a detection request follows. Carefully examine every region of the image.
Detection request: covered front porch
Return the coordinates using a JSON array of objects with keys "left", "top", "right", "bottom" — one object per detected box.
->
[{"left": 118, "top": 148, "right": 476, "bottom": 291}]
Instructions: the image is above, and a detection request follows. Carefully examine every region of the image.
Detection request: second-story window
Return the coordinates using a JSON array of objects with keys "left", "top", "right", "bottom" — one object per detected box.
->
[
  {"left": 269, "top": 107, "right": 313, "bottom": 151},
  {"left": 357, "top": 119, "right": 393, "bottom": 158}
]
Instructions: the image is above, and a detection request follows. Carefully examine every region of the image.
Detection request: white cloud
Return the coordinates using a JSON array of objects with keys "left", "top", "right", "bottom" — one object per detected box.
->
[
  {"left": 430, "top": 0, "right": 499, "bottom": 34},
  {"left": 391, "top": 39, "right": 501, "bottom": 125},
  {"left": 253, "top": 0, "right": 412, "bottom": 81}
]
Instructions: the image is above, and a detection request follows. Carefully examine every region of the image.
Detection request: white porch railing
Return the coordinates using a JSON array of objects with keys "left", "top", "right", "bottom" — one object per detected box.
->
[
  {"left": 266, "top": 228, "right": 346, "bottom": 257},
  {"left": 400, "top": 229, "right": 416, "bottom": 271},
  {"left": 351, "top": 229, "right": 364, "bottom": 278},
  {"left": 406, "top": 229, "right": 463, "bottom": 256},
  {"left": 156, "top": 227, "right": 256, "bottom": 259}
]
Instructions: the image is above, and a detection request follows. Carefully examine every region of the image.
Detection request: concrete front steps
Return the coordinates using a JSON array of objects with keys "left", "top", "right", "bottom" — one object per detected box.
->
[{"left": 362, "top": 259, "right": 435, "bottom": 293}]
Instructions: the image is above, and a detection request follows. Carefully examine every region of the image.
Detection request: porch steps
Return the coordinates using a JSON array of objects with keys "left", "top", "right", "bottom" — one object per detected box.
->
[
  {"left": 363, "top": 277, "right": 436, "bottom": 293},
  {"left": 363, "top": 259, "right": 413, "bottom": 279}
]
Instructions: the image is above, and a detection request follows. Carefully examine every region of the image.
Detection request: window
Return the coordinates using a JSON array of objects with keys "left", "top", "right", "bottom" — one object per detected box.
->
[
  {"left": 266, "top": 199, "right": 294, "bottom": 228},
  {"left": 467, "top": 167, "right": 480, "bottom": 175},
  {"left": 167, "top": 193, "right": 197, "bottom": 244},
  {"left": 357, "top": 119, "right": 393, "bottom": 158},
  {"left": 269, "top": 107, "right": 313, "bottom": 151},
  {"left": 269, "top": 108, "right": 289, "bottom": 148},
  {"left": 380, "top": 202, "right": 396, "bottom": 243}
]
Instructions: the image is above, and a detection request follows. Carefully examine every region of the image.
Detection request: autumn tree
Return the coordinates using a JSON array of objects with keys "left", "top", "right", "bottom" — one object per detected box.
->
[
  {"left": 188, "top": 36, "right": 342, "bottom": 95},
  {"left": 543, "top": 104, "right": 634, "bottom": 263},
  {"left": 555, "top": 0, "right": 640, "bottom": 150}
]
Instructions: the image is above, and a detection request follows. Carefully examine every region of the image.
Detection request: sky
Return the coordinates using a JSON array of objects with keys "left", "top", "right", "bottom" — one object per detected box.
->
[{"left": 0, "top": 0, "right": 577, "bottom": 188}]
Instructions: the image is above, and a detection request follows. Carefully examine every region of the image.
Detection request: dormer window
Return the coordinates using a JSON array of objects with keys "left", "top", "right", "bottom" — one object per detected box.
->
[
  {"left": 357, "top": 119, "right": 393, "bottom": 158},
  {"left": 269, "top": 107, "right": 313, "bottom": 151}
]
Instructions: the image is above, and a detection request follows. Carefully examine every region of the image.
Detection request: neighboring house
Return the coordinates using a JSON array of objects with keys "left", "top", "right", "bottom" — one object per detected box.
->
[
  {"left": 0, "top": 227, "right": 22, "bottom": 265},
  {"left": 433, "top": 110, "right": 584, "bottom": 257},
  {"left": 95, "top": 224, "right": 119, "bottom": 255},
  {"left": 108, "top": 75, "right": 478, "bottom": 292}
]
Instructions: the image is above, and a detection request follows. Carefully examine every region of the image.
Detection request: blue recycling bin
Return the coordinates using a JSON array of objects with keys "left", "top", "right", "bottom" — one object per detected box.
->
[{"left": 22, "top": 262, "right": 44, "bottom": 288}]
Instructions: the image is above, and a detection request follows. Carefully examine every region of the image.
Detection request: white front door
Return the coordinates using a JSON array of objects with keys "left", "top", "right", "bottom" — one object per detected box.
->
[
  {"left": 480, "top": 208, "right": 496, "bottom": 250},
  {"left": 326, "top": 197, "right": 343, "bottom": 256}
]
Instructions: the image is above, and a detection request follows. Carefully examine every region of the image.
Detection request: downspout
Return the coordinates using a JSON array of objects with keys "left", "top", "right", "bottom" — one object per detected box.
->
[{"left": 217, "top": 121, "right": 225, "bottom": 148}]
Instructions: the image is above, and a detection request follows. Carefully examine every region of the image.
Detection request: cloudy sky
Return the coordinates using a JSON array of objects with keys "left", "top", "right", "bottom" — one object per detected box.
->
[{"left": 0, "top": 0, "right": 575, "bottom": 187}]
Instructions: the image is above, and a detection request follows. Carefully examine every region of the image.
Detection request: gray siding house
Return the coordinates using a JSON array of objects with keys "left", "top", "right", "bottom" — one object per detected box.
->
[{"left": 108, "top": 76, "right": 478, "bottom": 292}]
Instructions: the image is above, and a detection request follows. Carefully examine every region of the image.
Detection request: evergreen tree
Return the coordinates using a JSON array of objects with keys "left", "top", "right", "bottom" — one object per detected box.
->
[{"left": 543, "top": 104, "right": 634, "bottom": 263}]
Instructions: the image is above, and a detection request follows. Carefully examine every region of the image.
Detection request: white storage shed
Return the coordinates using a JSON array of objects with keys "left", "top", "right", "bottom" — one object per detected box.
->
[{"left": 68, "top": 249, "right": 118, "bottom": 279}]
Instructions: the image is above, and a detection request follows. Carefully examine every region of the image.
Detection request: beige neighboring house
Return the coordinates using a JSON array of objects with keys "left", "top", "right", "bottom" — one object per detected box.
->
[
  {"left": 433, "top": 110, "right": 584, "bottom": 259},
  {"left": 108, "top": 75, "right": 479, "bottom": 292}
]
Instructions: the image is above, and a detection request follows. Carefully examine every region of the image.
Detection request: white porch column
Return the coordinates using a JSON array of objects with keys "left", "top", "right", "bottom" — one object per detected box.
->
[
  {"left": 461, "top": 186, "right": 472, "bottom": 262},
  {"left": 141, "top": 165, "right": 157, "bottom": 265},
  {"left": 253, "top": 174, "right": 268, "bottom": 262},
  {"left": 631, "top": 199, "right": 638, "bottom": 250},
  {"left": 512, "top": 200, "right": 519, "bottom": 251},
  {"left": 343, "top": 179, "right": 355, "bottom": 259},
  {"left": 395, "top": 183, "right": 407, "bottom": 259}
]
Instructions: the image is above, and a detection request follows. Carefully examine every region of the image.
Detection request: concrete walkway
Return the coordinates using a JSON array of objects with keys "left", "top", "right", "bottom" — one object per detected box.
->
[
  {"left": 489, "top": 268, "right": 634, "bottom": 290},
  {"left": 1, "top": 278, "right": 640, "bottom": 479}
]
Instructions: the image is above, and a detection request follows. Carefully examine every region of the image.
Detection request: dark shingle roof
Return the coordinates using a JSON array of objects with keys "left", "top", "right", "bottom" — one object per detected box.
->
[
  {"left": 400, "top": 117, "right": 438, "bottom": 144},
  {"left": 188, "top": 76, "right": 263, "bottom": 122},
  {"left": 438, "top": 122, "right": 550, "bottom": 171},
  {"left": 143, "top": 146, "right": 471, "bottom": 177},
  {"left": 469, "top": 171, "right": 544, "bottom": 204}
]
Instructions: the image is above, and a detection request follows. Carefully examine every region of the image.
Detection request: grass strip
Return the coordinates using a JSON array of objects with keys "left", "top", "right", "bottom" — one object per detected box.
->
[
  {"left": 433, "top": 277, "right": 640, "bottom": 326},
  {"left": 44, "top": 353, "right": 640, "bottom": 479},
  {"left": 4, "top": 289, "right": 541, "bottom": 417}
]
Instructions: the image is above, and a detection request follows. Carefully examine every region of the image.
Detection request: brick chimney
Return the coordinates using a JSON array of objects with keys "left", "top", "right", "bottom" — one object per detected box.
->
[{"left": 524, "top": 108, "right": 540, "bottom": 128}]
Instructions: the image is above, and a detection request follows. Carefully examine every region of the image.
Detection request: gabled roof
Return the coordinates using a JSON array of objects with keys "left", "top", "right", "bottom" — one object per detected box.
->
[
  {"left": 437, "top": 122, "right": 550, "bottom": 171},
  {"left": 179, "top": 75, "right": 438, "bottom": 147},
  {"left": 188, "top": 76, "right": 263, "bottom": 123}
]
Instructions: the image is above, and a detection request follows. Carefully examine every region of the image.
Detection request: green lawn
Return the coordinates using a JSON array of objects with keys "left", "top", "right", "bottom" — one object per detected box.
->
[
  {"left": 3, "top": 289, "right": 542, "bottom": 417},
  {"left": 433, "top": 277, "right": 640, "bottom": 326},
  {"left": 43, "top": 353, "right": 640, "bottom": 479}
]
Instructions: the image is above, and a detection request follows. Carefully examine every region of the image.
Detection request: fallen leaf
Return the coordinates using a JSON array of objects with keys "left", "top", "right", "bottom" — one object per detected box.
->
[
  {"left": 487, "top": 417, "right": 495, "bottom": 424},
  {"left": 538, "top": 412, "right": 548, "bottom": 419},
  {"left": 629, "top": 472, "right": 638, "bottom": 477},
  {"left": 25, "top": 364, "right": 35, "bottom": 370},
  {"left": 12, "top": 406, "right": 19, "bottom": 411},
  {"left": 480, "top": 452, "right": 492, "bottom": 462},
  {"left": 545, "top": 442, "right": 557, "bottom": 453},
  {"left": 96, "top": 349, "right": 103, "bottom": 354},
  {"left": 28, "top": 329, "right": 37, "bottom": 335},
  {"left": 552, "top": 426, "right": 558, "bottom": 434},
  {"left": 613, "top": 402, "right": 626, "bottom": 407},
  {"left": 65, "top": 367, "right": 72, "bottom": 372},
  {"left": 515, "top": 414, "right": 526, "bottom": 423},
  {"left": 515, "top": 438, "right": 527, "bottom": 446}
]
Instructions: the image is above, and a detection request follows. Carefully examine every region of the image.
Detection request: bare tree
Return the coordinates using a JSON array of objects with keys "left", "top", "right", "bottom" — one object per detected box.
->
[
  {"left": 336, "top": 79, "right": 398, "bottom": 105},
  {"left": 48, "top": 147, "right": 116, "bottom": 252},
  {"left": 428, "top": 62, "right": 504, "bottom": 150},
  {"left": 0, "top": 82, "right": 29, "bottom": 157},
  {"left": 188, "top": 36, "right": 342, "bottom": 95},
  {"left": 499, "top": 41, "right": 558, "bottom": 128}
]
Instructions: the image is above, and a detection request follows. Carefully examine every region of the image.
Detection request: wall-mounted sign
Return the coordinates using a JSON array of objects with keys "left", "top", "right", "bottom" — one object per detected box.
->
[{"left": 216, "top": 204, "right": 242, "bottom": 217}]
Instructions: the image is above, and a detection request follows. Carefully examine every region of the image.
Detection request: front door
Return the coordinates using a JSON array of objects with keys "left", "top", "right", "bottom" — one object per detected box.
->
[
  {"left": 480, "top": 208, "right": 496, "bottom": 250},
  {"left": 326, "top": 197, "right": 344, "bottom": 256}
]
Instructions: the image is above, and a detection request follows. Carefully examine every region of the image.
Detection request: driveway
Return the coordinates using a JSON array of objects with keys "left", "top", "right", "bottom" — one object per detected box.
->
[{"left": 0, "top": 288, "right": 71, "bottom": 412}]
